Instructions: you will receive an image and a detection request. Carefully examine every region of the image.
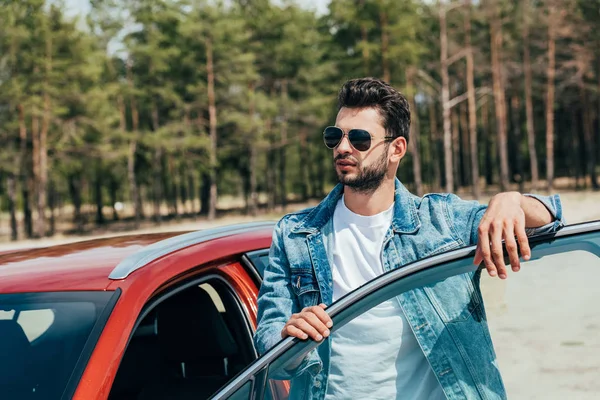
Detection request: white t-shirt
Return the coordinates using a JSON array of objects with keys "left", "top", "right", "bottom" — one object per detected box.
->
[{"left": 324, "top": 196, "right": 446, "bottom": 400}]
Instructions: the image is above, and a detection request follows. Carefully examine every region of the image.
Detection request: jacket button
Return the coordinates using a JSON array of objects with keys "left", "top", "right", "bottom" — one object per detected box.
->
[{"left": 314, "top": 380, "right": 321, "bottom": 388}]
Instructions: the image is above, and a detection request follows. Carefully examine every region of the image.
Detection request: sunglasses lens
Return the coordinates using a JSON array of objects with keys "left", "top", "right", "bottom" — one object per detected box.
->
[
  {"left": 323, "top": 127, "right": 343, "bottom": 149},
  {"left": 348, "top": 129, "right": 371, "bottom": 151}
]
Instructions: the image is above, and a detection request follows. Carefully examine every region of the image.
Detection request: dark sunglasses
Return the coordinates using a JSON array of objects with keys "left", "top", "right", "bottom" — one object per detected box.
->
[{"left": 323, "top": 126, "right": 396, "bottom": 152}]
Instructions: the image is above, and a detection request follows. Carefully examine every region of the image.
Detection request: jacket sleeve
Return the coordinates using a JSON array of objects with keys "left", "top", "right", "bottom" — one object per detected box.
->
[
  {"left": 445, "top": 193, "right": 565, "bottom": 247},
  {"left": 253, "top": 219, "right": 321, "bottom": 380}
]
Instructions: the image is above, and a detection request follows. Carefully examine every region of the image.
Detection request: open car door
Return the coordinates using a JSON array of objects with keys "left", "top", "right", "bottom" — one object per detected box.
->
[{"left": 214, "top": 221, "right": 600, "bottom": 400}]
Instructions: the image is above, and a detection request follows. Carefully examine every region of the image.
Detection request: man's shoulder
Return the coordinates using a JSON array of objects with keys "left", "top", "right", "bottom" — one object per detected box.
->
[
  {"left": 412, "top": 192, "right": 453, "bottom": 210},
  {"left": 276, "top": 206, "right": 315, "bottom": 229}
]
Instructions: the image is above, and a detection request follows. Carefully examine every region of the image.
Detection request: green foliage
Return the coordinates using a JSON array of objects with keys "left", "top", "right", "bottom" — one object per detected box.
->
[{"left": 0, "top": 0, "right": 599, "bottom": 225}]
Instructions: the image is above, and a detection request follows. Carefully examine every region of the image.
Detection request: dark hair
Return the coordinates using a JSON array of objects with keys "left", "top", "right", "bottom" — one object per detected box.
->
[{"left": 337, "top": 77, "right": 411, "bottom": 143}]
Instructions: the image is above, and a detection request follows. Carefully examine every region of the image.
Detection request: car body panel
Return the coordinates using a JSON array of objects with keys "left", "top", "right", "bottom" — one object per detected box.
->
[
  {"left": 0, "top": 233, "right": 182, "bottom": 293},
  {"left": 72, "top": 225, "right": 273, "bottom": 399}
]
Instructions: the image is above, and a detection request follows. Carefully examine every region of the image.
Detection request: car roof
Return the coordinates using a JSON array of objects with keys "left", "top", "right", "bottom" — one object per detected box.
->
[{"left": 0, "top": 222, "right": 274, "bottom": 294}]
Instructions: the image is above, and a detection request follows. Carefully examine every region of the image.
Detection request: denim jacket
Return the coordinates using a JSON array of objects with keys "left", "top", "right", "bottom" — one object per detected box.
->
[{"left": 254, "top": 179, "right": 564, "bottom": 400}]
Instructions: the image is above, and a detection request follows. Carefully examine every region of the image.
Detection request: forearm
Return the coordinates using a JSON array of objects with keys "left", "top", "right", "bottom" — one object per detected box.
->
[{"left": 520, "top": 194, "right": 554, "bottom": 228}]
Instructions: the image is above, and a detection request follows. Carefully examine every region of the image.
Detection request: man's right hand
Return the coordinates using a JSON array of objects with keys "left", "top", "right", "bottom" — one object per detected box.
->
[{"left": 281, "top": 303, "right": 333, "bottom": 341}]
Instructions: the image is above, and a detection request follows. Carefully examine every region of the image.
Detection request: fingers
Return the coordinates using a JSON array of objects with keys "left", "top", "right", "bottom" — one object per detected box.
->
[
  {"left": 473, "top": 245, "right": 483, "bottom": 266},
  {"left": 515, "top": 221, "right": 531, "bottom": 261},
  {"left": 281, "top": 324, "right": 309, "bottom": 340},
  {"left": 490, "top": 222, "right": 507, "bottom": 279},
  {"left": 477, "top": 223, "right": 495, "bottom": 277},
  {"left": 504, "top": 224, "right": 520, "bottom": 273},
  {"left": 313, "top": 304, "right": 333, "bottom": 328},
  {"left": 281, "top": 305, "right": 332, "bottom": 342}
]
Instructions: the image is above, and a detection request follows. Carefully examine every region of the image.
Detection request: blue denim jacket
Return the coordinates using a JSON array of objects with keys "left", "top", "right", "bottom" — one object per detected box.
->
[{"left": 255, "top": 179, "right": 564, "bottom": 400}]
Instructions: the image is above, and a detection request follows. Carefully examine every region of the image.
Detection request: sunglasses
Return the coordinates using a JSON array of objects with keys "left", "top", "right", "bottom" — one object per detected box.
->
[{"left": 323, "top": 126, "right": 396, "bottom": 152}]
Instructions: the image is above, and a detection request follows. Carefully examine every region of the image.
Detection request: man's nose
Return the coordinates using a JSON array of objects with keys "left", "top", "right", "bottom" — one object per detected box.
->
[{"left": 336, "top": 135, "right": 352, "bottom": 154}]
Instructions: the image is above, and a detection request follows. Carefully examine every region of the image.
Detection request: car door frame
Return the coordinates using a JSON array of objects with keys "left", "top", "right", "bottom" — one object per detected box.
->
[{"left": 211, "top": 220, "right": 600, "bottom": 399}]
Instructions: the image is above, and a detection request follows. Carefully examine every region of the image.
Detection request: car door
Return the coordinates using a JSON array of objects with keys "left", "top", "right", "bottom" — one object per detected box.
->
[{"left": 212, "top": 220, "right": 600, "bottom": 400}]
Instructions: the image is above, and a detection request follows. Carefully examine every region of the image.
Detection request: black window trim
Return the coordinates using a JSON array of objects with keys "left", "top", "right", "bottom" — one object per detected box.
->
[
  {"left": 242, "top": 249, "right": 270, "bottom": 285},
  {"left": 62, "top": 288, "right": 122, "bottom": 400},
  {"left": 212, "top": 220, "right": 600, "bottom": 398}
]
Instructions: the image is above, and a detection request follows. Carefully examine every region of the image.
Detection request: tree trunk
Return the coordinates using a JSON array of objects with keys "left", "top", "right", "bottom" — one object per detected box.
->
[
  {"left": 126, "top": 61, "right": 141, "bottom": 226},
  {"left": 200, "top": 173, "right": 211, "bottom": 216},
  {"left": 168, "top": 156, "right": 179, "bottom": 218},
  {"left": 248, "top": 83, "right": 259, "bottom": 216},
  {"left": 546, "top": 6, "right": 557, "bottom": 192},
  {"left": 490, "top": 11, "right": 510, "bottom": 191},
  {"left": 380, "top": 8, "right": 390, "bottom": 83},
  {"left": 17, "top": 104, "right": 33, "bottom": 238},
  {"left": 452, "top": 106, "right": 460, "bottom": 189},
  {"left": 48, "top": 180, "right": 56, "bottom": 236},
  {"left": 206, "top": 38, "right": 218, "bottom": 220},
  {"left": 109, "top": 175, "right": 119, "bottom": 221},
  {"left": 7, "top": 173, "right": 18, "bottom": 241},
  {"left": 459, "top": 102, "right": 471, "bottom": 188},
  {"left": 581, "top": 85, "right": 598, "bottom": 189},
  {"left": 68, "top": 174, "right": 83, "bottom": 233},
  {"left": 267, "top": 135, "right": 277, "bottom": 211},
  {"left": 151, "top": 103, "right": 163, "bottom": 223},
  {"left": 511, "top": 95, "right": 525, "bottom": 192},
  {"left": 298, "top": 127, "right": 311, "bottom": 201},
  {"left": 428, "top": 99, "right": 442, "bottom": 191},
  {"left": 483, "top": 98, "right": 494, "bottom": 186},
  {"left": 31, "top": 105, "right": 41, "bottom": 237},
  {"left": 36, "top": 29, "right": 52, "bottom": 238},
  {"left": 95, "top": 162, "right": 104, "bottom": 226},
  {"left": 523, "top": 5, "right": 539, "bottom": 191},
  {"left": 279, "top": 80, "right": 289, "bottom": 210},
  {"left": 187, "top": 167, "right": 196, "bottom": 214},
  {"left": 359, "top": 0, "right": 370, "bottom": 75},
  {"left": 407, "top": 69, "right": 423, "bottom": 196},
  {"left": 465, "top": 0, "right": 480, "bottom": 198},
  {"left": 439, "top": 3, "right": 453, "bottom": 193},
  {"left": 127, "top": 140, "right": 141, "bottom": 225},
  {"left": 570, "top": 108, "right": 582, "bottom": 189}
]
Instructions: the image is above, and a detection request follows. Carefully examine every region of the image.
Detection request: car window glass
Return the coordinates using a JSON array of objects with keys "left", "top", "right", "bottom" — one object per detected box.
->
[
  {"left": 226, "top": 379, "right": 253, "bottom": 400},
  {"left": 482, "top": 247, "right": 600, "bottom": 398},
  {"left": 0, "top": 304, "right": 78, "bottom": 341},
  {"left": 262, "top": 231, "right": 600, "bottom": 400},
  {"left": 0, "top": 291, "right": 115, "bottom": 400},
  {"left": 110, "top": 280, "right": 257, "bottom": 400},
  {"left": 247, "top": 250, "right": 270, "bottom": 278}
]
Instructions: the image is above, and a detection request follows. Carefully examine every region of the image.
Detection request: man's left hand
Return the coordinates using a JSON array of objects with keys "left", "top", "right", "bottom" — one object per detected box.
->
[{"left": 474, "top": 192, "right": 531, "bottom": 279}]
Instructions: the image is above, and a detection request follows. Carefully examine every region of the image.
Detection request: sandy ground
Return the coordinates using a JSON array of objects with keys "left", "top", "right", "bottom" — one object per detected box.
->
[
  {"left": 481, "top": 250, "right": 600, "bottom": 399},
  {"left": 1, "top": 189, "right": 599, "bottom": 398}
]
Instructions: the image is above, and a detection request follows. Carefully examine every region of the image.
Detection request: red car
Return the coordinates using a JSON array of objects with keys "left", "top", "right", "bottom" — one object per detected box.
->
[
  {"left": 0, "top": 222, "right": 287, "bottom": 400},
  {"left": 1, "top": 220, "right": 600, "bottom": 400}
]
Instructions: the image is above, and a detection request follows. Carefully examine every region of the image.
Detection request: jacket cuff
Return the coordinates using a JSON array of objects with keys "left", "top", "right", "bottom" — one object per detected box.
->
[{"left": 522, "top": 193, "right": 565, "bottom": 236}]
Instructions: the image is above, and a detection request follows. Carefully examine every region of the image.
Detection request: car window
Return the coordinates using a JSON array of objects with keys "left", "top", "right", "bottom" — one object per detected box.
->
[
  {"left": 0, "top": 291, "right": 117, "bottom": 400},
  {"left": 213, "top": 223, "right": 600, "bottom": 400},
  {"left": 483, "top": 247, "right": 600, "bottom": 398},
  {"left": 110, "top": 279, "right": 257, "bottom": 400},
  {"left": 246, "top": 249, "right": 270, "bottom": 278}
]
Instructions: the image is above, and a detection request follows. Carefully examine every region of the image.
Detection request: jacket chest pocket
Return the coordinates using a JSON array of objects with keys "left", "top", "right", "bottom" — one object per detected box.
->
[
  {"left": 424, "top": 273, "right": 482, "bottom": 323},
  {"left": 290, "top": 270, "right": 321, "bottom": 309}
]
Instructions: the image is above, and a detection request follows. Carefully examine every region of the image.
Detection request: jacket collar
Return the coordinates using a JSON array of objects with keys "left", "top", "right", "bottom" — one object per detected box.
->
[{"left": 291, "top": 178, "right": 421, "bottom": 234}]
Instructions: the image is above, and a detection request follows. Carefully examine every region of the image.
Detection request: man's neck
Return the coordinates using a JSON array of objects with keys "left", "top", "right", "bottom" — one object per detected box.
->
[{"left": 343, "top": 179, "right": 395, "bottom": 216}]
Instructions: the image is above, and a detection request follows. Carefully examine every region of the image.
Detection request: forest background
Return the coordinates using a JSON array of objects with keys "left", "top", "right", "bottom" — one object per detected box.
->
[{"left": 1, "top": 0, "right": 600, "bottom": 244}]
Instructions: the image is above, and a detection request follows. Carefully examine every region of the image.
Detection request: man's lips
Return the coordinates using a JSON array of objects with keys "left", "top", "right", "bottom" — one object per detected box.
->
[{"left": 336, "top": 160, "right": 356, "bottom": 166}]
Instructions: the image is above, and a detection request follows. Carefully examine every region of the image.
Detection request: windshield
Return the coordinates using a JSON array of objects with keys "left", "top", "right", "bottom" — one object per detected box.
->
[{"left": 0, "top": 291, "right": 117, "bottom": 399}]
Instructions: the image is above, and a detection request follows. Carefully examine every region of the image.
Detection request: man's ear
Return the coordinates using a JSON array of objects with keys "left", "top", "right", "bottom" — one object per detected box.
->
[{"left": 390, "top": 137, "right": 407, "bottom": 163}]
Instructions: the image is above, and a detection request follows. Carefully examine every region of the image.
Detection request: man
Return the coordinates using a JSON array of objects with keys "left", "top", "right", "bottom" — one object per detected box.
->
[{"left": 254, "top": 78, "right": 564, "bottom": 400}]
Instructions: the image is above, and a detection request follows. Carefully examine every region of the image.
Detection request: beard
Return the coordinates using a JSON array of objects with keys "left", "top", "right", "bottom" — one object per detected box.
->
[{"left": 335, "top": 149, "right": 388, "bottom": 194}]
